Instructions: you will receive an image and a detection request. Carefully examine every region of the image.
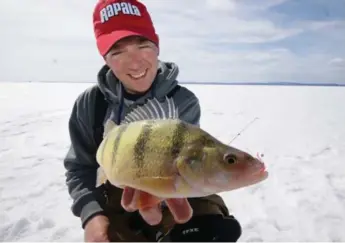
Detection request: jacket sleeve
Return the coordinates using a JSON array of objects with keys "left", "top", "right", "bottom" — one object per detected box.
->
[
  {"left": 175, "top": 86, "right": 201, "bottom": 126},
  {"left": 63, "top": 90, "right": 105, "bottom": 228}
]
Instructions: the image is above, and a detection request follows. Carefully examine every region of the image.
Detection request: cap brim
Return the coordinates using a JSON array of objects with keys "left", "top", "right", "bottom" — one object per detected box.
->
[{"left": 97, "top": 29, "right": 154, "bottom": 56}]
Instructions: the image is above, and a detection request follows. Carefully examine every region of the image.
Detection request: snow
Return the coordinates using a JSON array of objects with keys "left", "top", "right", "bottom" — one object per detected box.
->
[{"left": 1, "top": 82, "right": 344, "bottom": 241}]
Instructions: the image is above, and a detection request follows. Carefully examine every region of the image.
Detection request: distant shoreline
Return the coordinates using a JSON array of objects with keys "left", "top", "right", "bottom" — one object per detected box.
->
[
  {"left": 181, "top": 82, "right": 345, "bottom": 87},
  {"left": 0, "top": 80, "right": 344, "bottom": 87}
]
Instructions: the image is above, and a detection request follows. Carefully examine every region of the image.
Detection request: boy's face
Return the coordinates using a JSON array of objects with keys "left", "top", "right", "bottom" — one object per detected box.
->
[{"left": 104, "top": 36, "right": 159, "bottom": 94}]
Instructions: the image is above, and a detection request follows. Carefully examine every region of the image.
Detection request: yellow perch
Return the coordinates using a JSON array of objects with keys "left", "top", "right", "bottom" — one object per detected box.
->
[{"left": 96, "top": 97, "right": 268, "bottom": 208}]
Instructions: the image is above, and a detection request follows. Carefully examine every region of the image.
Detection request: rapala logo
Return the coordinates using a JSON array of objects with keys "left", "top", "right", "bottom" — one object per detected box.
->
[{"left": 100, "top": 2, "right": 141, "bottom": 23}]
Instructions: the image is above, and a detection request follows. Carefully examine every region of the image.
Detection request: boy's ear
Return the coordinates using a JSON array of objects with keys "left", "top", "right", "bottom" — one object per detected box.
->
[{"left": 103, "top": 54, "right": 110, "bottom": 65}]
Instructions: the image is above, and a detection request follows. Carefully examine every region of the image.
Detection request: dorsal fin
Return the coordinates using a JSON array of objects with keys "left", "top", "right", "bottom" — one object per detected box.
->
[{"left": 121, "top": 96, "right": 179, "bottom": 124}]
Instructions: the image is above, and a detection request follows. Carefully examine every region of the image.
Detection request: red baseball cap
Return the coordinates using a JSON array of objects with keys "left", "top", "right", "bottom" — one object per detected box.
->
[{"left": 93, "top": 0, "right": 159, "bottom": 56}]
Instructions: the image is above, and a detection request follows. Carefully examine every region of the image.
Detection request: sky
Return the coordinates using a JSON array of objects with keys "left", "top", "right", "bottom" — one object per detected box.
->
[{"left": 0, "top": 0, "right": 344, "bottom": 84}]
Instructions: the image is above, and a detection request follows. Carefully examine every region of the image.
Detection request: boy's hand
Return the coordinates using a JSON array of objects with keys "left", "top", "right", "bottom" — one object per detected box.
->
[
  {"left": 121, "top": 187, "right": 193, "bottom": 225},
  {"left": 84, "top": 214, "right": 110, "bottom": 242}
]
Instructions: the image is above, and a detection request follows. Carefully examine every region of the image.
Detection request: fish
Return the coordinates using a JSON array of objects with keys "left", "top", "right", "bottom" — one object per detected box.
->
[{"left": 95, "top": 96, "right": 268, "bottom": 209}]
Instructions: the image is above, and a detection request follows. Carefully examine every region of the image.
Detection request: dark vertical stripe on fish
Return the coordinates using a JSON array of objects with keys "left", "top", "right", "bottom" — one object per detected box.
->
[
  {"left": 170, "top": 121, "right": 188, "bottom": 160},
  {"left": 133, "top": 120, "right": 154, "bottom": 169},
  {"left": 111, "top": 124, "right": 129, "bottom": 165},
  {"left": 192, "top": 133, "right": 215, "bottom": 151},
  {"left": 99, "top": 135, "right": 109, "bottom": 163}
]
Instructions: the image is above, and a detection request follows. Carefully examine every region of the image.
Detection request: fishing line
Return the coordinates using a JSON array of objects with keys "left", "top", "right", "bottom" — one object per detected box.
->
[{"left": 228, "top": 117, "right": 259, "bottom": 145}]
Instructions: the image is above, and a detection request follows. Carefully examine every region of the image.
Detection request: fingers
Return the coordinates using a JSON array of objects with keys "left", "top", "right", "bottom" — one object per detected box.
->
[
  {"left": 121, "top": 187, "right": 136, "bottom": 212},
  {"left": 121, "top": 187, "right": 163, "bottom": 225},
  {"left": 121, "top": 187, "right": 193, "bottom": 226},
  {"left": 139, "top": 204, "right": 163, "bottom": 226},
  {"left": 165, "top": 198, "right": 193, "bottom": 224}
]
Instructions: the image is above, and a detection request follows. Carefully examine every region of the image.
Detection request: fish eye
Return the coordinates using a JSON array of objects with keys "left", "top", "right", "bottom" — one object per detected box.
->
[{"left": 224, "top": 154, "right": 237, "bottom": 164}]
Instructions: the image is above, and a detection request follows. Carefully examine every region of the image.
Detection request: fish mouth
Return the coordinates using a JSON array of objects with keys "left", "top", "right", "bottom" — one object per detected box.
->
[
  {"left": 249, "top": 164, "right": 269, "bottom": 184},
  {"left": 236, "top": 160, "right": 268, "bottom": 185},
  {"left": 254, "top": 162, "right": 267, "bottom": 174},
  {"left": 250, "top": 163, "right": 268, "bottom": 178},
  {"left": 233, "top": 164, "right": 268, "bottom": 189},
  {"left": 249, "top": 153, "right": 267, "bottom": 177}
]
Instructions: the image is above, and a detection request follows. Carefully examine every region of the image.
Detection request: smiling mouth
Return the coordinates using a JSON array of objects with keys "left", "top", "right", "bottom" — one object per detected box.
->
[{"left": 129, "top": 69, "right": 147, "bottom": 79}]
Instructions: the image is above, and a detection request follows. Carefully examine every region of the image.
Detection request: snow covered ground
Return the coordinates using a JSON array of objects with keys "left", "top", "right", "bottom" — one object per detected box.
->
[{"left": 0, "top": 82, "right": 344, "bottom": 241}]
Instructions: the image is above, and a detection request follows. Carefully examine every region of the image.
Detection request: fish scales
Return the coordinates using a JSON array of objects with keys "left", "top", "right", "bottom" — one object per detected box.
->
[
  {"left": 170, "top": 121, "right": 188, "bottom": 159},
  {"left": 132, "top": 120, "right": 185, "bottom": 178},
  {"left": 101, "top": 119, "right": 221, "bottom": 188},
  {"left": 98, "top": 124, "right": 125, "bottom": 181},
  {"left": 133, "top": 120, "right": 155, "bottom": 175},
  {"left": 102, "top": 120, "right": 173, "bottom": 179},
  {"left": 111, "top": 123, "right": 129, "bottom": 165},
  {"left": 110, "top": 121, "right": 147, "bottom": 178}
]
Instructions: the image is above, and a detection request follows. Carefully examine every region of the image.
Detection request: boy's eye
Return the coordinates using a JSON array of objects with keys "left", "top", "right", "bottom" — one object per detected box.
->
[
  {"left": 139, "top": 45, "right": 150, "bottom": 49},
  {"left": 111, "top": 51, "right": 122, "bottom": 56}
]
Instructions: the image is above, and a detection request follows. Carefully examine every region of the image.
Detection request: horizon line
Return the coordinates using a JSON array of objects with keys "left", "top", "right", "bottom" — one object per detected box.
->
[{"left": 0, "top": 80, "right": 344, "bottom": 87}]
